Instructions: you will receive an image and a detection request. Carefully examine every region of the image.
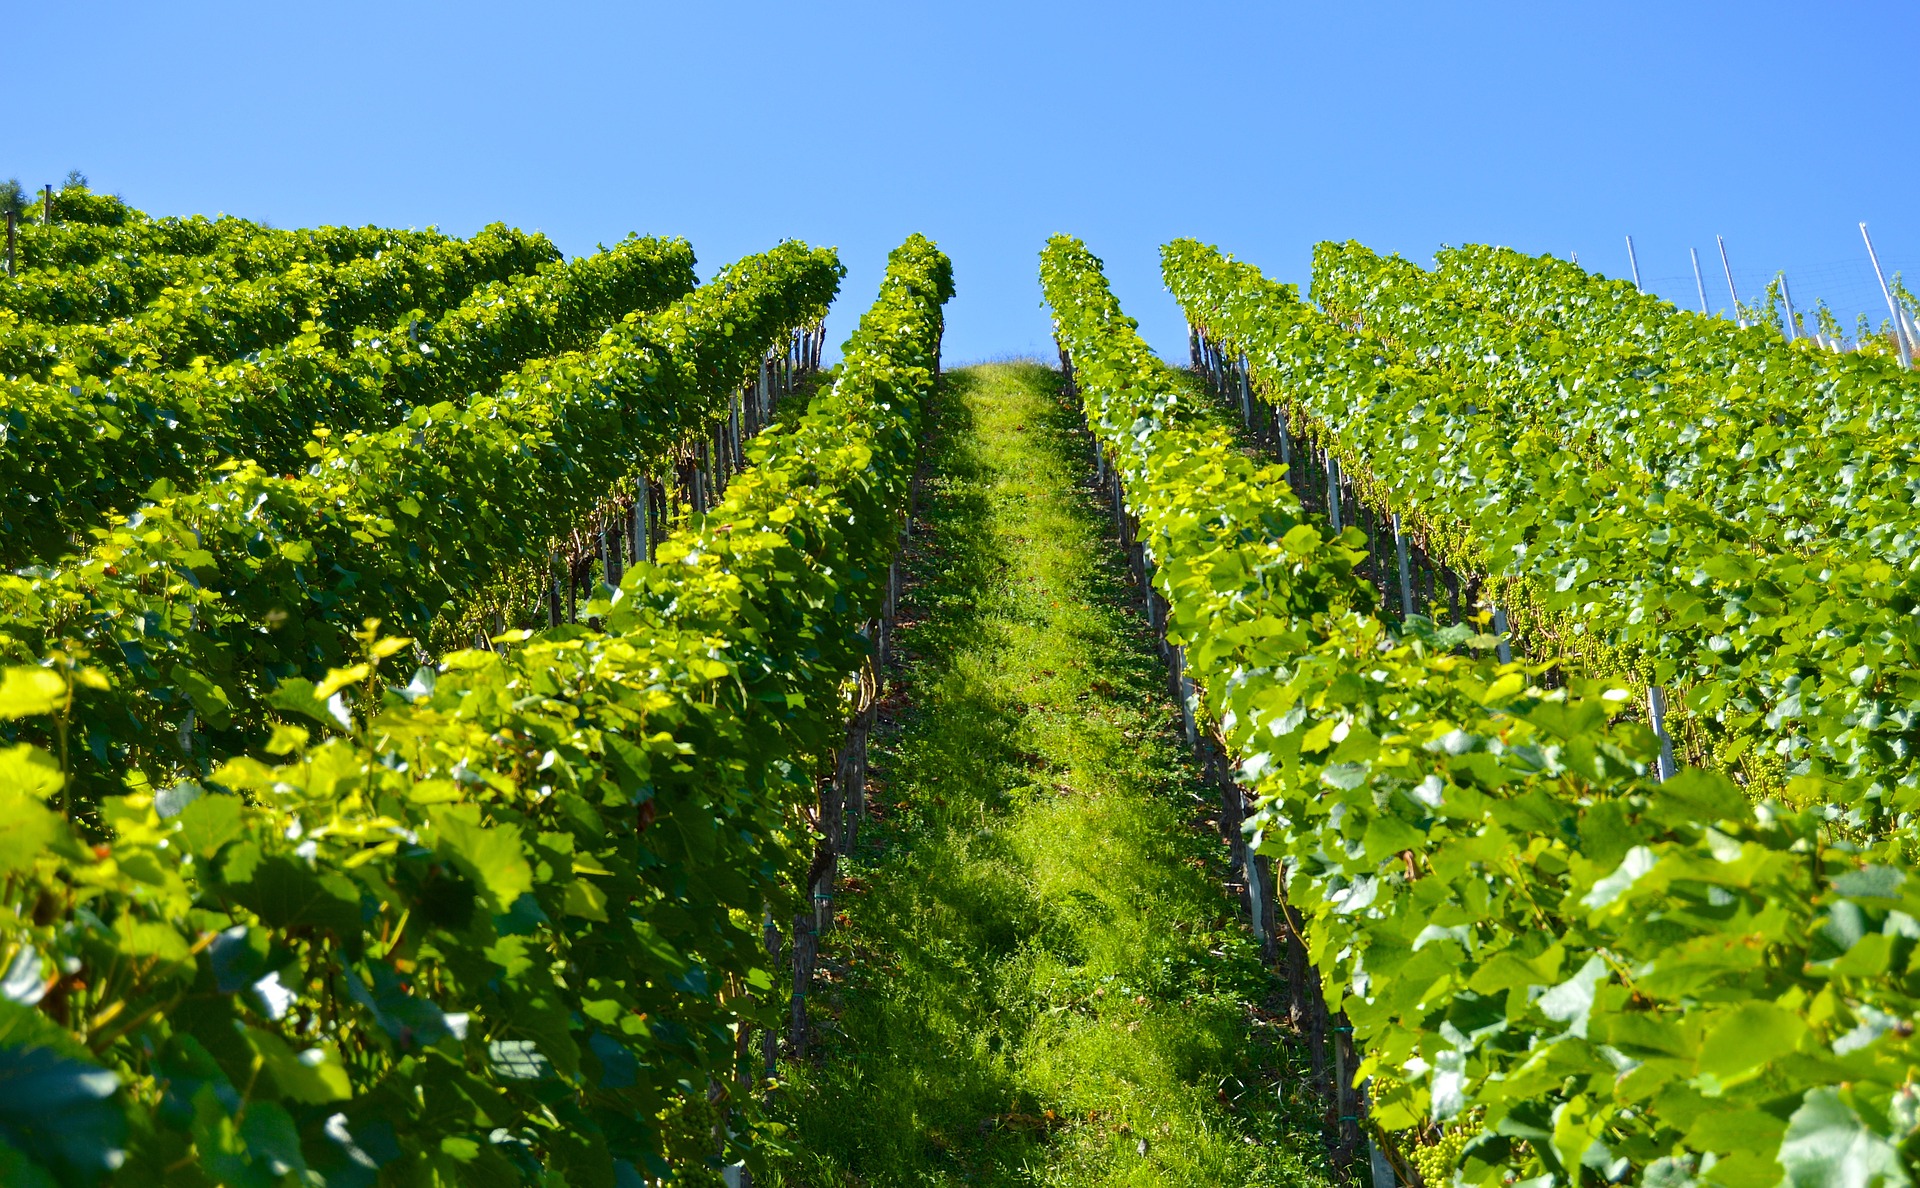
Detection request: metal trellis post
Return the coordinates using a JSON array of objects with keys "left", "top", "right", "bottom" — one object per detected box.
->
[
  {"left": 1647, "top": 685, "right": 1679, "bottom": 781},
  {"left": 1861, "top": 222, "right": 1914, "bottom": 369},
  {"left": 1393, "top": 513, "right": 1413, "bottom": 618},
  {"left": 1717, "top": 236, "right": 1746, "bottom": 328}
]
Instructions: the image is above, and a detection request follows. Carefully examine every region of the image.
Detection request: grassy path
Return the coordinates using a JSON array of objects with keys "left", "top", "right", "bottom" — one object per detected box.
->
[{"left": 765, "top": 363, "right": 1329, "bottom": 1187}]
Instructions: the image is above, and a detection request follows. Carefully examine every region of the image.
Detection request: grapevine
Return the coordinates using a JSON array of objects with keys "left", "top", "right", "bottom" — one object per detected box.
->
[
  {"left": 0, "top": 232, "right": 949, "bottom": 1185},
  {"left": 1046, "top": 234, "right": 1920, "bottom": 1188},
  {"left": 0, "top": 232, "right": 697, "bottom": 568}
]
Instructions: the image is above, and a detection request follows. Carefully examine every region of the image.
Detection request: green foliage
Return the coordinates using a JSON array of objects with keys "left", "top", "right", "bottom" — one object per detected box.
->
[
  {"left": 2, "top": 213, "right": 443, "bottom": 326},
  {"left": 1894, "top": 274, "right": 1920, "bottom": 323},
  {"left": 1043, "top": 235, "right": 1920, "bottom": 1188},
  {"left": 0, "top": 240, "right": 836, "bottom": 804},
  {"left": 1164, "top": 236, "right": 1920, "bottom": 815},
  {"left": 768, "top": 363, "right": 1329, "bottom": 1187},
  {"left": 0, "top": 230, "right": 696, "bottom": 568},
  {"left": 1409, "top": 1118, "right": 1479, "bottom": 1186},
  {"left": 42, "top": 183, "right": 128, "bottom": 227},
  {"left": 0, "top": 233, "right": 951, "bottom": 1184},
  {"left": 1352, "top": 241, "right": 1920, "bottom": 582},
  {"left": 1816, "top": 299, "right": 1844, "bottom": 341},
  {"left": 0, "top": 215, "right": 554, "bottom": 379},
  {"left": 11, "top": 203, "right": 331, "bottom": 275}
]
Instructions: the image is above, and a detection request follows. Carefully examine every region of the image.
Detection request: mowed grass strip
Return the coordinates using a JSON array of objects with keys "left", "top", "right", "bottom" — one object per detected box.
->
[{"left": 765, "top": 362, "right": 1331, "bottom": 1188}]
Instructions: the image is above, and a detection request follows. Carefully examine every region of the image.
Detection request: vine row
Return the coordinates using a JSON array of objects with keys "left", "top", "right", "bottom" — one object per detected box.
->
[
  {"left": 0, "top": 232, "right": 950, "bottom": 1186},
  {"left": 0, "top": 233, "right": 697, "bottom": 569},
  {"left": 1045, "top": 233, "right": 1920, "bottom": 1188},
  {"left": 0, "top": 221, "right": 556, "bottom": 379},
  {"left": 4, "top": 191, "right": 449, "bottom": 326},
  {"left": 1163, "top": 238, "right": 1920, "bottom": 819},
  {"left": 1314, "top": 242, "right": 1920, "bottom": 572},
  {"left": 0, "top": 242, "right": 840, "bottom": 806}
]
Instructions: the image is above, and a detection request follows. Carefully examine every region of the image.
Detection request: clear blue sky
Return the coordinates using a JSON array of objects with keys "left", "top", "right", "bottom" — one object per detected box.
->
[{"left": 9, "top": 1, "right": 1916, "bottom": 362}]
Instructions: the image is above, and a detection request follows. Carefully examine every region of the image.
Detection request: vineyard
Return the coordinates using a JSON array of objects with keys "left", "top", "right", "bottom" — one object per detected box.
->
[{"left": 0, "top": 177, "right": 1913, "bottom": 1188}]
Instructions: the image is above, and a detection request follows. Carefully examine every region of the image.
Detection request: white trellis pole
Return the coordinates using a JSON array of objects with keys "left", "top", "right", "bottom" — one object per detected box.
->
[
  {"left": 1625, "top": 235, "right": 1643, "bottom": 292},
  {"left": 1861, "top": 222, "right": 1914, "bottom": 369},
  {"left": 1326, "top": 455, "right": 1342, "bottom": 532},
  {"left": 1392, "top": 513, "right": 1414, "bottom": 618},
  {"left": 1245, "top": 846, "right": 1269, "bottom": 950},
  {"left": 1371, "top": 1138, "right": 1404, "bottom": 1188},
  {"left": 1647, "top": 685, "right": 1678, "bottom": 781},
  {"left": 1238, "top": 354, "right": 1253, "bottom": 426},
  {"left": 1691, "top": 247, "right": 1709, "bottom": 314},
  {"left": 633, "top": 478, "right": 650, "bottom": 563},
  {"left": 1717, "top": 237, "right": 1746, "bottom": 328},
  {"left": 1173, "top": 646, "right": 1197, "bottom": 748},
  {"left": 1778, "top": 274, "right": 1801, "bottom": 341}
]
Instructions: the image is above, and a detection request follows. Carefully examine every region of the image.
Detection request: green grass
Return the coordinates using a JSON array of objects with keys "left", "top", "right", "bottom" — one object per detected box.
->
[{"left": 762, "top": 362, "right": 1331, "bottom": 1188}]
